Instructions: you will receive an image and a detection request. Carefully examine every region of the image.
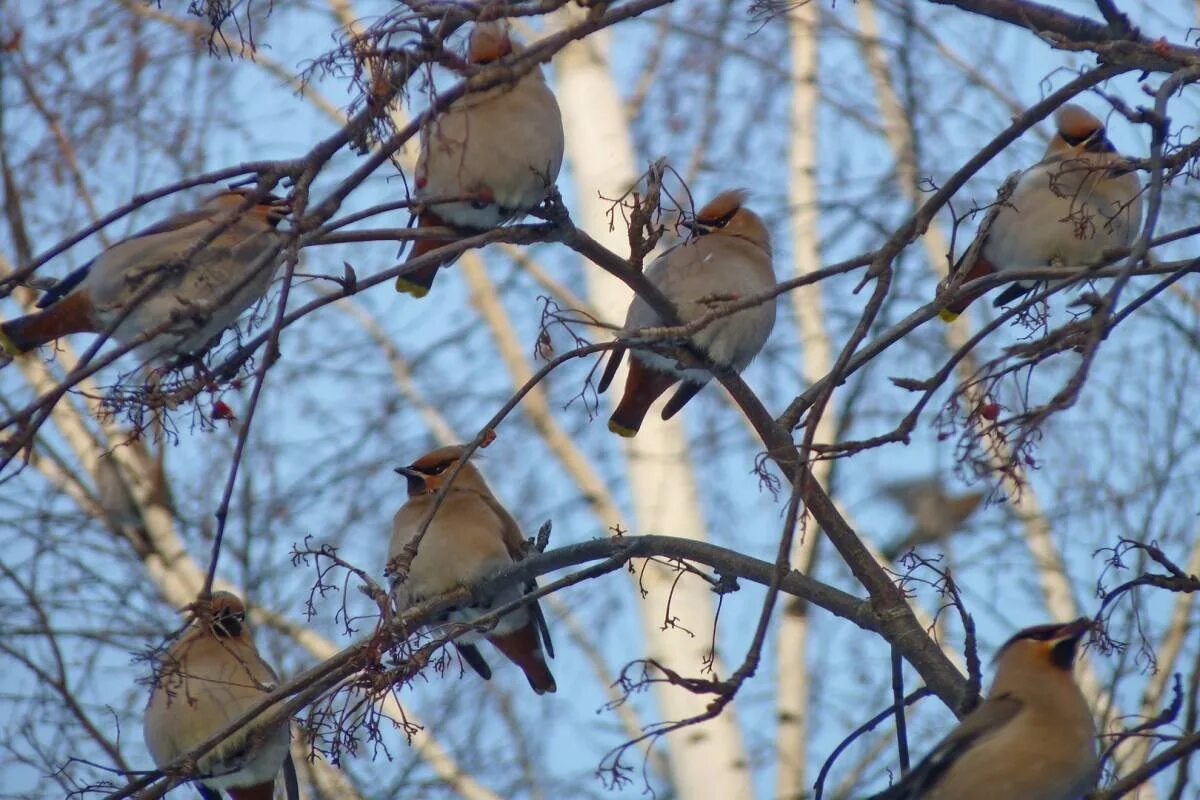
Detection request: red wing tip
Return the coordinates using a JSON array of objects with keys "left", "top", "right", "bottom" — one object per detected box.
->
[{"left": 607, "top": 420, "right": 638, "bottom": 438}]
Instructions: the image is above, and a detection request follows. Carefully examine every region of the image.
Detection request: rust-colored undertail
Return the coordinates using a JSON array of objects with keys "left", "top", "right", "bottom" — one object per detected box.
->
[
  {"left": 488, "top": 624, "right": 556, "bottom": 695},
  {"left": 227, "top": 781, "right": 276, "bottom": 800},
  {"left": 939, "top": 253, "right": 997, "bottom": 322},
  {"left": 395, "top": 210, "right": 454, "bottom": 298},
  {"left": 607, "top": 360, "right": 679, "bottom": 438},
  {"left": 0, "top": 291, "right": 97, "bottom": 355}
]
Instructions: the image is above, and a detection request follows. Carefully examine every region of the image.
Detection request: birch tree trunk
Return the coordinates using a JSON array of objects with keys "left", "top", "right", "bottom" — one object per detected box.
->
[
  {"left": 555, "top": 21, "right": 755, "bottom": 800},
  {"left": 774, "top": 5, "right": 827, "bottom": 798}
]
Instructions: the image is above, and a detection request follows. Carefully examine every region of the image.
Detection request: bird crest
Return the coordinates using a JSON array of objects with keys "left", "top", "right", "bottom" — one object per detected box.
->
[
  {"left": 996, "top": 617, "right": 1092, "bottom": 669},
  {"left": 409, "top": 445, "right": 470, "bottom": 473},
  {"left": 195, "top": 591, "right": 247, "bottom": 639},
  {"left": 694, "top": 189, "right": 750, "bottom": 227},
  {"left": 1049, "top": 104, "right": 1113, "bottom": 154},
  {"left": 468, "top": 22, "right": 513, "bottom": 64}
]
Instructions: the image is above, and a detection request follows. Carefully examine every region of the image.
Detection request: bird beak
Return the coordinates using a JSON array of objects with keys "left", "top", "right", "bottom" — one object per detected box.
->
[
  {"left": 394, "top": 466, "right": 422, "bottom": 479},
  {"left": 1083, "top": 131, "right": 1116, "bottom": 154}
]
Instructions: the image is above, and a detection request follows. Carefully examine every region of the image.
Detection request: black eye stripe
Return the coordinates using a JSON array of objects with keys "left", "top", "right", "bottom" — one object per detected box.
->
[
  {"left": 213, "top": 610, "right": 244, "bottom": 638},
  {"left": 1061, "top": 128, "right": 1105, "bottom": 148},
  {"left": 698, "top": 208, "right": 739, "bottom": 229}
]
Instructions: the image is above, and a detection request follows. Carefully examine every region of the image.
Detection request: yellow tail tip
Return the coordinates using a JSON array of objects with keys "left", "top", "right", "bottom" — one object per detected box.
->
[
  {"left": 394, "top": 277, "right": 430, "bottom": 298},
  {"left": 0, "top": 328, "right": 22, "bottom": 356},
  {"left": 938, "top": 309, "right": 960, "bottom": 323},
  {"left": 607, "top": 420, "right": 638, "bottom": 438}
]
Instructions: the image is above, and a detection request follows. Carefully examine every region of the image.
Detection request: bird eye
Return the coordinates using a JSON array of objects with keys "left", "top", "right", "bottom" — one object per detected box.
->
[
  {"left": 702, "top": 209, "right": 739, "bottom": 229},
  {"left": 428, "top": 462, "right": 451, "bottom": 475}
]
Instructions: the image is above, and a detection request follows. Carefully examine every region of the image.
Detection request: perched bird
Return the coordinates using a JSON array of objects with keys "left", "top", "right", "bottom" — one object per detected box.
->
[
  {"left": 869, "top": 618, "right": 1098, "bottom": 800},
  {"left": 94, "top": 434, "right": 174, "bottom": 535},
  {"left": 0, "top": 188, "right": 289, "bottom": 361},
  {"left": 938, "top": 104, "right": 1143, "bottom": 321},
  {"left": 396, "top": 21, "right": 564, "bottom": 297},
  {"left": 144, "top": 591, "right": 297, "bottom": 800},
  {"left": 388, "top": 444, "right": 556, "bottom": 694},
  {"left": 598, "top": 189, "right": 777, "bottom": 437},
  {"left": 882, "top": 478, "right": 985, "bottom": 560}
]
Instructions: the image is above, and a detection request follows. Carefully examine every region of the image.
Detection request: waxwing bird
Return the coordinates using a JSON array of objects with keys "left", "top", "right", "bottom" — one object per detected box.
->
[
  {"left": 388, "top": 445, "right": 556, "bottom": 694},
  {"left": 881, "top": 478, "right": 985, "bottom": 560},
  {"left": 144, "top": 591, "right": 298, "bottom": 800},
  {"left": 938, "top": 104, "right": 1143, "bottom": 321},
  {"left": 597, "top": 189, "right": 777, "bottom": 437},
  {"left": 0, "top": 188, "right": 288, "bottom": 361},
  {"left": 868, "top": 618, "right": 1098, "bottom": 800},
  {"left": 396, "top": 21, "right": 564, "bottom": 297}
]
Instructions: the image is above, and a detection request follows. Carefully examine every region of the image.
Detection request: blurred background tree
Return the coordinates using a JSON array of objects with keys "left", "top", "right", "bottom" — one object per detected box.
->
[{"left": 0, "top": 1, "right": 1197, "bottom": 798}]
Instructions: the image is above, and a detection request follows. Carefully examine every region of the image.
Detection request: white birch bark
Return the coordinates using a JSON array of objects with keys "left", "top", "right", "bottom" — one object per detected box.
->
[
  {"left": 774, "top": 5, "right": 826, "bottom": 798},
  {"left": 555, "top": 22, "right": 754, "bottom": 800}
]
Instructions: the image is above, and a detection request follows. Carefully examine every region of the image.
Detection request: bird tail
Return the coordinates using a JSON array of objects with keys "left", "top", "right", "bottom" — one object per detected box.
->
[
  {"left": 395, "top": 210, "right": 452, "bottom": 297},
  {"left": 992, "top": 281, "right": 1035, "bottom": 308},
  {"left": 939, "top": 253, "right": 996, "bottom": 322},
  {"left": 489, "top": 624, "right": 556, "bottom": 695},
  {"left": 0, "top": 292, "right": 96, "bottom": 355},
  {"left": 456, "top": 643, "right": 494, "bottom": 680},
  {"left": 661, "top": 380, "right": 707, "bottom": 421},
  {"left": 227, "top": 782, "right": 277, "bottom": 800},
  {"left": 607, "top": 360, "right": 678, "bottom": 438},
  {"left": 596, "top": 344, "right": 625, "bottom": 394}
]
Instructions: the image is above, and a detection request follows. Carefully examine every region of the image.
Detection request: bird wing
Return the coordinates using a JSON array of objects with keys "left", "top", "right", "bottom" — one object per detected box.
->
[
  {"left": 475, "top": 491, "right": 554, "bottom": 657},
  {"left": 36, "top": 202, "right": 231, "bottom": 310},
  {"left": 282, "top": 752, "right": 300, "bottom": 800},
  {"left": 950, "top": 168, "right": 1022, "bottom": 279},
  {"left": 597, "top": 343, "right": 626, "bottom": 393},
  {"left": 476, "top": 492, "right": 527, "bottom": 563},
  {"left": 130, "top": 206, "right": 227, "bottom": 239},
  {"left": 35, "top": 262, "right": 94, "bottom": 308},
  {"left": 877, "top": 693, "right": 1023, "bottom": 799}
]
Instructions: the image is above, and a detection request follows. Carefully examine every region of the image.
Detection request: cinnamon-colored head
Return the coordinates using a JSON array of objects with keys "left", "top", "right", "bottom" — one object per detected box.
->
[
  {"left": 684, "top": 189, "right": 771, "bottom": 254},
  {"left": 994, "top": 617, "right": 1092, "bottom": 674},
  {"left": 394, "top": 445, "right": 489, "bottom": 496},
  {"left": 195, "top": 591, "right": 249, "bottom": 640},
  {"left": 468, "top": 22, "right": 513, "bottom": 64},
  {"left": 1048, "top": 104, "right": 1115, "bottom": 156},
  {"left": 206, "top": 188, "right": 291, "bottom": 228}
]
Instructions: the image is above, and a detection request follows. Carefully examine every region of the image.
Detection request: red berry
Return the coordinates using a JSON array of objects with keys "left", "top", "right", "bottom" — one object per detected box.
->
[
  {"left": 980, "top": 402, "right": 1000, "bottom": 421},
  {"left": 212, "top": 401, "right": 237, "bottom": 422}
]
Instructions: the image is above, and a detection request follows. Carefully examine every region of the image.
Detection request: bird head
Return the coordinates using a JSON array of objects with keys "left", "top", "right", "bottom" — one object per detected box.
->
[
  {"left": 681, "top": 189, "right": 772, "bottom": 254},
  {"left": 1049, "top": 104, "right": 1116, "bottom": 156},
  {"left": 208, "top": 188, "right": 292, "bottom": 228},
  {"left": 468, "top": 21, "right": 514, "bottom": 64},
  {"left": 995, "top": 617, "right": 1093, "bottom": 674},
  {"left": 394, "top": 445, "right": 488, "bottom": 497},
  {"left": 201, "top": 591, "right": 247, "bottom": 639}
]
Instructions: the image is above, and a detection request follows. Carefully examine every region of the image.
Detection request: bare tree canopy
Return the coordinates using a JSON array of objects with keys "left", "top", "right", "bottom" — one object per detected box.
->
[{"left": 0, "top": 1, "right": 1198, "bottom": 799}]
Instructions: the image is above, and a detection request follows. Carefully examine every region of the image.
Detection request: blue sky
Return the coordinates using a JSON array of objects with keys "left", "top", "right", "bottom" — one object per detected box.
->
[{"left": 1, "top": 1, "right": 1198, "bottom": 797}]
